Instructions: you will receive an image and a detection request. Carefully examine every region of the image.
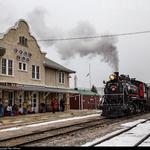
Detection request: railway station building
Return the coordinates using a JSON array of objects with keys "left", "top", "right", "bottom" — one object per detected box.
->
[{"left": 0, "top": 19, "right": 77, "bottom": 116}]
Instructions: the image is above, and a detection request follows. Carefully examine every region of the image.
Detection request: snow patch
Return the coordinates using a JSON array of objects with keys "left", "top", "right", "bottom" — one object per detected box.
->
[
  {"left": 0, "top": 127, "right": 22, "bottom": 132},
  {"left": 26, "top": 114, "right": 100, "bottom": 127},
  {"left": 0, "top": 114, "right": 100, "bottom": 132},
  {"left": 121, "top": 119, "right": 146, "bottom": 127}
]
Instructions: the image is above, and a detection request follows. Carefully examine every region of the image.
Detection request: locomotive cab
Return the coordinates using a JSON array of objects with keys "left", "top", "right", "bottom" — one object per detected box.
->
[{"left": 101, "top": 72, "right": 150, "bottom": 118}]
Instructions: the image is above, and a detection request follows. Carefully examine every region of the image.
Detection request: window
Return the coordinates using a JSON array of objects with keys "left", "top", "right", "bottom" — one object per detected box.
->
[
  {"left": 58, "top": 72, "right": 65, "bottom": 84},
  {"left": 8, "top": 60, "right": 13, "bottom": 75},
  {"left": 19, "top": 36, "right": 28, "bottom": 46},
  {"left": 18, "top": 95, "right": 23, "bottom": 108},
  {"left": 2, "top": 58, "right": 6, "bottom": 74},
  {"left": 32, "top": 65, "right": 35, "bottom": 79},
  {"left": 36, "top": 66, "right": 39, "bottom": 79},
  {"left": 18, "top": 62, "right": 27, "bottom": 71},
  {"left": 19, "top": 62, "right": 21, "bottom": 70},
  {"left": 32, "top": 65, "right": 40, "bottom": 79},
  {"left": 8, "top": 92, "right": 13, "bottom": 106},
  {"left": 1, "top": 58, "right": 13, "bottom": 75}
]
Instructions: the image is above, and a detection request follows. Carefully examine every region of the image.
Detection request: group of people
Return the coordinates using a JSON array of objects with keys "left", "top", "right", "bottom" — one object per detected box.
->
[
  {"left": 0, "top": 97, "right": 65, "bottom": 117},
  {"left": 22, "top": 101, "right": 33, "bottom": 115},
  {"left": 0, "top": 103, "right": 19, "bottom": 117},
  {"left": 0, "top": 100, "right": 34, "bottom": 117}
]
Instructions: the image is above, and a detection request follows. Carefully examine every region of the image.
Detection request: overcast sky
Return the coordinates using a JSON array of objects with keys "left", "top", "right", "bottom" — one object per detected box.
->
[{"left": 0, "top": 0, "right": 150, "bottom": 89}]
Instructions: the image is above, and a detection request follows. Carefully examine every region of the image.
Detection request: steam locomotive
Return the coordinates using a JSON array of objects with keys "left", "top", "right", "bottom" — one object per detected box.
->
[{"left": 101, "top": 72, "right": 150, "bottom": 118}]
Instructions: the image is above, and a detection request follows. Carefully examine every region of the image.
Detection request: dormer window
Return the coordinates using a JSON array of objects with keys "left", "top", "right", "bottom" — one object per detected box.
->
[{"left": 19, "top": 36, "right": 28, "bottom": 46}]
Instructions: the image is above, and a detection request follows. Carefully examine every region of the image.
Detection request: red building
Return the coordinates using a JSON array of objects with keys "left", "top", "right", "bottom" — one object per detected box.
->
[{"left": 69, "top": 89, "right": 100, "bottom": 109}]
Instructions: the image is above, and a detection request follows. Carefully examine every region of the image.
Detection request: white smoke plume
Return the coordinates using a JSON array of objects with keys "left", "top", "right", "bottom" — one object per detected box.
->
[{"left": 27, "top": 8, "right": 119, "bottom": 71}]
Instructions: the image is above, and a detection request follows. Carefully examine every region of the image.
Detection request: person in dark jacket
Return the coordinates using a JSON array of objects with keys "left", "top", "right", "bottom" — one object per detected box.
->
[
  {"left": 12, "top": 104, "right": 19, "bottom": 116},
  {"left": 60, "top": 98, "right": 65, "bottom": 112}
]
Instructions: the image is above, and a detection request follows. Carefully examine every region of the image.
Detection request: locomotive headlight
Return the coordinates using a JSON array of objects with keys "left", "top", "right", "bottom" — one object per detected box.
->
[{"left": 109, "top": 74, "right": 115, "bottom": 80}]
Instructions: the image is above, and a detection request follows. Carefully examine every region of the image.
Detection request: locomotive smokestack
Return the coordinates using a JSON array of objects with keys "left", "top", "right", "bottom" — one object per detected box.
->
[{"left": 114, "top": 72, "right": 119, "bottom": 77}]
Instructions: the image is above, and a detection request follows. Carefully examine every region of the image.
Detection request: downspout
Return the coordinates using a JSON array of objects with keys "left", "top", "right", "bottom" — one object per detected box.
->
[
  {"left": 79, "top": 94, "right": 80, "bottom": 110},
  {"left": 81, "top": 95, "right": 83, "bottom": 110}
]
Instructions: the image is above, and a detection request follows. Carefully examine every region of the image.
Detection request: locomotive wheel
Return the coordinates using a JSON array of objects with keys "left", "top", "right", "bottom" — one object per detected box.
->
[{"left": 128, "top": 103, "right": 136, "bottom": 114}]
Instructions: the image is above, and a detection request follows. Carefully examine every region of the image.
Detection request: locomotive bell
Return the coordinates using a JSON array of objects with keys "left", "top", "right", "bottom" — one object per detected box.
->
[{"left": 114, "top": 72, "right": 119, "bottom": 77}]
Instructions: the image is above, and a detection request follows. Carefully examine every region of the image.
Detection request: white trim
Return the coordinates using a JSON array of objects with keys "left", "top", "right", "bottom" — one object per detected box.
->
[
  {"left": 58, "top": 72, "right": 65, "bottom": 84},
  {"left": 32, "top": 65, "right": 40, "bottom": 80},
  {"left": 31, "top": 78, "right": 41, "bottom": 81},
  {"left": 18, "top": 61, "right": 28, "bottom": 72},
  {"left": 1, "top": 58, "right": 14, "bottom": 76},
  {"left": 0, "top": 74, "right": 15, "bottom": 78}
]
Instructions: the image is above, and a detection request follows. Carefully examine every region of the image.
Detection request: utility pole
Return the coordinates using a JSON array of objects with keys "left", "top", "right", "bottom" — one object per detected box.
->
[{"left": 89, "top": 63, "right": 91, "bottom": 89}]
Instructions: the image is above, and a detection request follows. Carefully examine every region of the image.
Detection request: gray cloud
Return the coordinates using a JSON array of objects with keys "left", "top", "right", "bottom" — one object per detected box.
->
[{"left": 27, "top": 8, "right": 119, "bottom": 71}]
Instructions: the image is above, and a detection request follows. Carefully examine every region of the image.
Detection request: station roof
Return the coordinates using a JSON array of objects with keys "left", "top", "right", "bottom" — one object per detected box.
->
[
  {"left": 0, "top": 84, "right": 78, "bottom": 94},
  {"left": 71, "top": 88, "right": 99, "bottom": 96},
  {"left": 44, "top": 57, "right": 76, "bottom": 73}
]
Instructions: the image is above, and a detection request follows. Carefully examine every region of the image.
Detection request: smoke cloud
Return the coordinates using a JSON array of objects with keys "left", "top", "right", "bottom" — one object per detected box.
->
[
  {"left": 27, "top": 8, "right": 119, "bottom": 71},
  {"left": 27, "top": 8, "right": 62, "bottom": 46}
]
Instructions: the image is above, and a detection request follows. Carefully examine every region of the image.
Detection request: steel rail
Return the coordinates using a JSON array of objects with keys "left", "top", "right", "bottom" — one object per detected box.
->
[
  {"left": 0, "top": 117, "right": 106, "bottom": 147},
  {"left": 134, "top": 133, "right": 150, "bottom": 147},
  {"left": 89, "top": 119, "right": 149, "bottom": 147}
]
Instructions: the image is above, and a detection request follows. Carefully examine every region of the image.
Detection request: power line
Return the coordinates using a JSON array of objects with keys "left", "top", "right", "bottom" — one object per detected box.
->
[
  {"left": 30, "top": 30, "right": 150, "bottom": 42},
  {"left": 1, "top": 30, "right": 150, "bottom": 43}
]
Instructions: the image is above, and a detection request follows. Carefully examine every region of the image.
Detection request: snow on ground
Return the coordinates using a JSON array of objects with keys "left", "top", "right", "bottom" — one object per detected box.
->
[
  {"left": 139, "top": 137, "right": 150, "bottom": 146},
  {"left": 0, "top": 114, "right": 100, "bottom": 132},
  {"left": 96, "top": 120, "right": 150, "bottom": 146},
  {"left": 121, "top": 119, "right": 145, "bottom": 127},
  {"left": 82, "top": 119, "right": 149, "bottom": 147},
  {"left": 82, "top": 128, "right": 126, "bottom": 146}
]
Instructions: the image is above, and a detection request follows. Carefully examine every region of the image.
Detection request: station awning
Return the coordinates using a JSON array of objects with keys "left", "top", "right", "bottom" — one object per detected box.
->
[{"left": 0, "top": 84, "right": 79, "bottom": 94}]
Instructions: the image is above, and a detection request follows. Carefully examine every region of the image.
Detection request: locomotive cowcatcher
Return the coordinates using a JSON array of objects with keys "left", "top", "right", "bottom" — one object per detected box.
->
[{"left": 101, "top": 72, "right": 150, "bottom": 118}]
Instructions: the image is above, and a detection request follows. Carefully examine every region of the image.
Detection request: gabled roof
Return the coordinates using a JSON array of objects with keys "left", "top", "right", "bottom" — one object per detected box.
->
[
  {"left": 72, "top": 88, "right": 99, "bottom": 96},
  {"left": 44, "top": 57, "right": 76, "bottom": 73},
  {"left": 0, "top": 19, "right": 75, "bottom": 74}
]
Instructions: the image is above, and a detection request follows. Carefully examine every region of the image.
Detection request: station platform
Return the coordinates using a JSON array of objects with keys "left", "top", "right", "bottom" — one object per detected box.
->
[{"left": 0, "top": 109, "right": 101, "bottom": 129}]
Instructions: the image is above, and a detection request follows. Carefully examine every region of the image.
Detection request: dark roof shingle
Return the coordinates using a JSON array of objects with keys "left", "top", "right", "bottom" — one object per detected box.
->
[{"left": 44, "top": 57, "right": 76, "bottom": 73}]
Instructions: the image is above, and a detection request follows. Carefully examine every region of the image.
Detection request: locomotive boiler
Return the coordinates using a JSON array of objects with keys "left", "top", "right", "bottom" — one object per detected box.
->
[{"left": 101, "top": 72, "right": 150, "bottom": 118}]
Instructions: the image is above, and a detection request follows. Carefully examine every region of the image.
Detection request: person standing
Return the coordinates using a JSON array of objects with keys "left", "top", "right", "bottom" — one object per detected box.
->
[
  {"left": 51, "top": 98, "right": 56, "bottom": 113},
  {"left": 60, "top": 98, "right": 65, "bottom": 112}
]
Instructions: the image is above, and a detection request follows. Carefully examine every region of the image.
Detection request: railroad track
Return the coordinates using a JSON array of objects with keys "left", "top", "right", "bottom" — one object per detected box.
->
[
  {"left": 84, "top": 119, "right": 150, "bottom": 147},
  {"left": 0, "top": 117, "right": 107, "bottom": 147},
  {"left": 0, "top": 116, "right": 130, "bottom": 147},
  {"left": 0, "top": 112, "right": 149, "bottom": 147}
]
